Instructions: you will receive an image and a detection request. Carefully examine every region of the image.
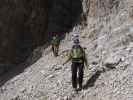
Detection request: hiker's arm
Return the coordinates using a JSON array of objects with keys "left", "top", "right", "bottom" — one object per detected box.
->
[
  {"left": 63, "top": 53, "right": 72, "bottom": 65},
  {"left": 84, "top": 51, "right": 88, "bottom": 67}
]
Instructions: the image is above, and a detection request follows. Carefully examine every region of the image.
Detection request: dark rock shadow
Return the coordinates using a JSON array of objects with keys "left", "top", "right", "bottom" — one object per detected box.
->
[
  {"left": 0, "top": 47, "right": 43, "bottom": 87},
  {"left": 83, "top": 65, "right": 117, "bottom": 90},
  {"left": 83, "top": 71, "right": 102, "bottom": 89}
]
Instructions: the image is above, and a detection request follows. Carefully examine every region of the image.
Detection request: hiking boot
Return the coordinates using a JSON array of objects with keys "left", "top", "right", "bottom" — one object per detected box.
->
[
  {"left": 77, "top": 85, "right": 82, "bottom": 91},
  {"left": 72, "top": 88, "right": 78, "bottom": 94}
]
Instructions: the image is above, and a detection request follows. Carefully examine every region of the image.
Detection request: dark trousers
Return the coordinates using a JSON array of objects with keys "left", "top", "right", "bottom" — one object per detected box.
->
[
  {"left": 71, "top": 61, "right": 84, "bottom": 89},
  {"left": 52, "top": 45, "right": 59, "bottom": 56}
]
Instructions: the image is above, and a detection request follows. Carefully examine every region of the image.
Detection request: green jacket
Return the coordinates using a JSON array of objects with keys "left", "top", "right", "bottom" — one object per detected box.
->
[
  {"left": 64, "top": 46, "right": 88, "bottom": 66},
  {"left": 51, "top": 36, "right": 60, "bottom": 45}
]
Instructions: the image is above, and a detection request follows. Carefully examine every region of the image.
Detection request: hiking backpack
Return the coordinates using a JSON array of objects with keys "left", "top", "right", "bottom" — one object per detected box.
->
[{"left": 71, "top": 45, "right": 84, "bottom": 59}]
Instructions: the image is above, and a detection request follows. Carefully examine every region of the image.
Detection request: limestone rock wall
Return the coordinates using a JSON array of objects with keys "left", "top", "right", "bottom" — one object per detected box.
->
[{"left": 0, "top": 0, "right": 47, "bottom": 70}]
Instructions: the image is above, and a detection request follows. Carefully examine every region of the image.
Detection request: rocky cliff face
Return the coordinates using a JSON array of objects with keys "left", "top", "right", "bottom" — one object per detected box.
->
[
  {"left": 82, "top": 0, "right": 133, "bottom": 29},
  {"left": 0, "top": 0, "right": 47, "bottom": 72},
  {"left": 81, "top": 0, "right": 133, "bottom": 64},
  {"left": 48, "top": 0, "right": 83, "bottom": 32}
]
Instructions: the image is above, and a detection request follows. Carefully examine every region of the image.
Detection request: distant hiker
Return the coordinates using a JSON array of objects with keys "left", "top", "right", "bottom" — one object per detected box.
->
[
  {"left": 51, "top": 33, "right": 60, "bottom": 57},
  {"left": 63, "top": 38, "right": 88, "bottom": 91}
]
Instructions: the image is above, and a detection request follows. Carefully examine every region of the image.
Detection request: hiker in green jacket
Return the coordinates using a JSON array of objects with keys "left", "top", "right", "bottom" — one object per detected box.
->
[
  {"left": 63, "top": 38, "right": 88, "bottom": 91},
  {"left": 51, "top": 33, "right": 60, "bottom": 57}
]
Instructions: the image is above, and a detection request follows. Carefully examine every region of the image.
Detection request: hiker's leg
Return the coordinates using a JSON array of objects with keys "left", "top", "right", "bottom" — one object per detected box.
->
[
  {"left": 53, "top": 45, "right": 57, "bottom": 56},
  {"left": 57, "top": 45, "right": 59, "bottom": 55},
  {"left": 78, "top": 63, "right": 84, "bottom": 89},
  {"left": 71, "top": 62, "right": 78, "bottom": 89},
  {"left": 52, "top": 45, "right": 54, "bottom": 54},
  {"left": 55, "top": 45, "right": 59, "bottom": 56}
]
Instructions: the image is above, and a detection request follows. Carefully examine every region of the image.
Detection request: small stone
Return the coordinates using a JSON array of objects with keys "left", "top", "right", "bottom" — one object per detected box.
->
[
  {"left": 104, "top": 54, "right": 121, "bottom": 68},
  {"left": 92, "top": 61, "right": 98, "bottom": 65},
  {"left": 11, "top": 95, "right": 20, "bottom": 100},
  {"left": 48, "top": 74, "right": 55, "bottom": 79},
  {"left": 120, "top": 57, "right": 125, "bottom": 62},
  {"left": 20, "top": 88, "right": 26, "bottom": 93},
  {"left": 40, "top": 70, "right": 45, "bottom": 75},
  {"left": 64, "top": 96, "right": 68, "bottom": 100}
]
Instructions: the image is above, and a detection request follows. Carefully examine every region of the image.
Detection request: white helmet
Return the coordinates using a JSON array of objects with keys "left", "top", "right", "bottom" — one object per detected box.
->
[{"left": 72, "top": 33, "right": 79, "bottom": 41}]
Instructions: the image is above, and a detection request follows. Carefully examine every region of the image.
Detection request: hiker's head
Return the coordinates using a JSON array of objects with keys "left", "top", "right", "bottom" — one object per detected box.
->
[
  {"left": 55, "top": 33, "right": 58, "bottom": 37},
  {"left": 52, "top": 32, "right": 58, "bottom": 36},
  {"left": 73, "top": 38, "right": 80, "bottom": 45}
]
